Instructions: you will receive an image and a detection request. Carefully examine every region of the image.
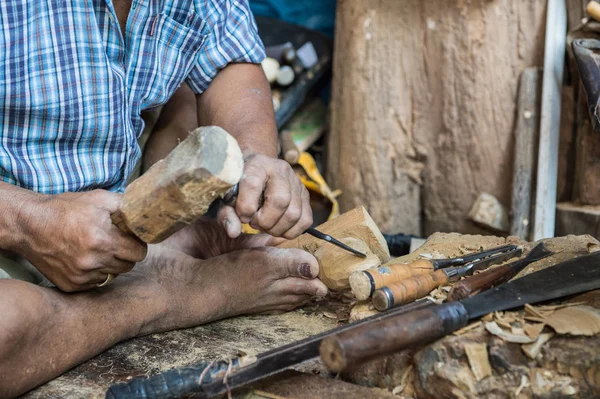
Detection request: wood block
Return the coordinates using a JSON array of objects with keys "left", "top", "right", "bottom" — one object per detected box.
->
[
  {"left": 278, "top": 207, "right": 390, "bottom": 290},
  {"left": 555, "top": 202, "right": 600, "bottom": 239},
  {"left": 113, "top": 126, "right": 243, "bottom": 243}
]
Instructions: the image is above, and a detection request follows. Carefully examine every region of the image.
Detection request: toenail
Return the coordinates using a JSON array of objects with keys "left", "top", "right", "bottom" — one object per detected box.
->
[
  {"left": 316, "top": 287, "right": 328, "bottom": 297},
  {"left": 221, "top": 218, "right": 231, "bottom": 229},
  {"left": 300, "top": 263, "right": 313, "bottom": 278}
]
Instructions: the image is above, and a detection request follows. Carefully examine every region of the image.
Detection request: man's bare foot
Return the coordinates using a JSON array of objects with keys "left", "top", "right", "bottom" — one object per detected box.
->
[
  {"left": 129, "top": 242, "right": 328, "bottom": 334},
  {"left": 163, "top": 216, "right": 283, "bottom": 259}
]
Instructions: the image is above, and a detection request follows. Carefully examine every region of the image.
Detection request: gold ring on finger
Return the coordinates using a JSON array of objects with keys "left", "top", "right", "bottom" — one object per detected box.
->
[{"left": 96, "top": 273, "right": 115, "bottom": 287}]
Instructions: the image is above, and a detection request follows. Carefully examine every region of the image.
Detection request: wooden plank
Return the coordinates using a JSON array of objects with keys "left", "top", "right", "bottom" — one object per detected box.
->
[
  {"left": 534, "top": 0, "right": 568, "bottom": 240},
  {"left": 510, "top": 68, "right": 542, "bottom": 240}
]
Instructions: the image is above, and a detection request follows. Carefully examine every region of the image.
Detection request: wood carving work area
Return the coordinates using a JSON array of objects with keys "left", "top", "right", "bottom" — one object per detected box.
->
[{"left": 3, "top": 1, "right": 600, "bottom": 399}]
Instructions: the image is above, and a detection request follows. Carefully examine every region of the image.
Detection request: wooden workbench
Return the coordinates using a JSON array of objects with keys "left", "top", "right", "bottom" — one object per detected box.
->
[{"left": 25, "top": 233, "right": 600, "bottom": 398}]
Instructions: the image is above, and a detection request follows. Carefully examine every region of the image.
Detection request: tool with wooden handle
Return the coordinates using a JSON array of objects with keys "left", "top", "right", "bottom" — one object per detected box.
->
[
  {"left": 372, "top": 247, "right": 522, "bottom": 311},
  {"left": 588, "top": 1, "right": 600, "bottom": 22},
  {"left": 320, "top": 251, "right": 600, "bottom": 373},
  {"left": 107, "top": 299, "right": 434, "bottom": 399},
  {"left": 447, "top": 242, "right": 553, "bottom": 301},
  {"left": 111, "top": 126, "right": 243, "bottom": 243},
  {"left": 350, "top": 244, "right": 518, "bottom": 300}
]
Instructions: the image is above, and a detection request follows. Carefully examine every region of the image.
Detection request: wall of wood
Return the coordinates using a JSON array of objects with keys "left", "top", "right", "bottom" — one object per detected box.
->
[{"left": 327, "top": 0, "right": 548, "bottom": 236}]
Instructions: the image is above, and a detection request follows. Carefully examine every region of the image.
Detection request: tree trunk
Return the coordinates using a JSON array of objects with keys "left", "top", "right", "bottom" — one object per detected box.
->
[{"left": 328, "top": 0, "right": 547, "bottom": 236}]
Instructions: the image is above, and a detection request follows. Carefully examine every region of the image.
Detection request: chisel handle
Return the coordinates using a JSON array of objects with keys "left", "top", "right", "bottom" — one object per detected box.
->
[
  {"left": 349, "top": 259, "right": 435, "bottom": 300},
  {"left": 372, "top": 269, "right": 449, "bottom": 311},
  {"left": 447, "top": 265, "right": 512, "bottom": 301},
  {"left": 319, "top": 302, "right": 469, "bottom": 373}
]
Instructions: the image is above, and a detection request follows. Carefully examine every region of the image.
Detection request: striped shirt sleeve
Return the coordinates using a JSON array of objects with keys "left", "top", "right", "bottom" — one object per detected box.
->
[{"left": 187, "top": 0, "right": 265, "bottom": 94}]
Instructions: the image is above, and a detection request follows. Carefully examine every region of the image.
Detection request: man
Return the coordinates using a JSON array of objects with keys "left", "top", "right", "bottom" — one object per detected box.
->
[{"left": 0, "top": 1, "right": 328, "bottom": 397}]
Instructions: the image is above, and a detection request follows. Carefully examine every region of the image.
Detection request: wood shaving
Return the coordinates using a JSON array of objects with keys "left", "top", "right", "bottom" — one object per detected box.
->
[
  {"left": 524, "top": 323, "right": 545, "bottom": 339},
  {"left": 521, "top": 332, "right": 554, "bottom": 359},
  {"left": 562, "top": 385, "right": 577, "bottom": 396},
  {"left": 482, "top": 313, "right": 494, "bottom": 322},
  {"left": 322, "top": 311, "right": 338, "bottom": 319},
  {"left": 485, "top": 321, "right": 536, "bottom": 343},
  {"left": 524, "top": 316, "right": 545, "bottom": 323},
  {"left": 542, "top": 305, "right": 600, "bottom": 336},
  {"left": 511, "top": 326, "right": 525, "bottom": 336},
  {"left": 453, "top": 321, "right": 482, "bottom": 336},
  {"left": 515, "top": 375, "right": 529, "bottom": 396},
  {"left": 524, "top": 304, "right": 546, "bottom": 319},
  {"left": 391, "top": 366, "right": 413, "bottom": 395},
  {"left": 464, "top": 342, "right": 492, "bottom": 381}
]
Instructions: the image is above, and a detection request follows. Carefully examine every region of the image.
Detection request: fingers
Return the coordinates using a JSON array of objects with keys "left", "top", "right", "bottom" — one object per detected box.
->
[
  {"left": 89, "top": 189, "right": 123, "bottom": 213},
  {"left": 111, "top": 226, "right": 148, "bottom": 263},
  {"left": 237, "top": 155, "right": 313, "bottom": 238},
  {"left": 236, "top": 164, "right": 268, "bottom": 224},
  {"left": 217, "top": 205, "right": 242, "bottom": 238},
  {"left": 273, "top": 185, "right": 313, "bottom": 240},
  {"left": 252, "top": 172, "right": 292, "bottom": 231}
]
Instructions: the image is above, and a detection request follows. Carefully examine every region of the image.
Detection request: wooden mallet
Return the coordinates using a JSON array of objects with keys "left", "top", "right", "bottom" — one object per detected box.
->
[{"left": 111, "top": 126, "right": 243, "bottom": 243}]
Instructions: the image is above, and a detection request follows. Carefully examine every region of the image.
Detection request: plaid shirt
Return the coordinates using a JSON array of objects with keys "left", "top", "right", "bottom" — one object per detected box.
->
[{"left": 0, "top": 0, "right": 265, "bottom": 194}]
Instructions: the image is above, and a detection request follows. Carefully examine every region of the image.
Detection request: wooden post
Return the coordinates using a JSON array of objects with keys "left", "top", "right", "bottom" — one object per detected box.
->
[
  {"left": 533, "top": 0, "right": 567, "bottom": 240},
  {"left": 328, "top": 0, "right": 547, "bottom": 236},
  {"left": 510, "top": 68, "right": 542, "bottom": 240}
]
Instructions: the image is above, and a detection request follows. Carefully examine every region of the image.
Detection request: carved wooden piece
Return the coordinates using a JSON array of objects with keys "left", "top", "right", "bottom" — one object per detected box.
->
[
  {"left": 314, "top": 237, "right": 381, "bottom": 290},
  {"left": 278, "top": 207, "right": 390, "bottom": 290},
  {"left": 113, "top": 126, "right": 243, "bottom": 243}
]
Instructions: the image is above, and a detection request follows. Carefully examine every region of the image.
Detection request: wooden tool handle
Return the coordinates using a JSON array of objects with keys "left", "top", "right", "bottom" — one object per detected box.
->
[
  {"left": 319, "top": 302, "right": 469, "bottom": 373},
  {"left": 110, "top": 209, "right": 132, "bottom": 235},
  {"left": 280, "top": 130, "right": 300, "bottom": 165},
  {"left": 372, "top": 269, "right": 449, "bottom": 311},
  {"left": 588, "top": 1, "right": 600, "bottom": 22},
  {"left": 351, "top": 259, "right": 434, "bottom": 300},
  {"left": 447, "top": 265, "right": 511, "bottom": 301}
]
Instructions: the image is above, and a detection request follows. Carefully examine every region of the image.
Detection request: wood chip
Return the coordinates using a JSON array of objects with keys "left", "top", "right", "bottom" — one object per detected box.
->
[
  {"left": 485, "top": 321, "right": 536, "bottom": 343},
  {"left": 524, "top": 304, "right": 545, "bottom": 319},
  {"left": 521, "top": 332, "right": 554, "bottom": 359},
  {"left": 482, "top": 313, "right": 494, "bottom": 322},
  {"left": 524, "top": 323, "right": 546, "bottom": 339},
  {"left": 511, "top": 326, "right": 525, "bottom": 336},
  {"left": 464, "top": 342, "right": 492, "bottom": 381},
  {"left": 391, "top": 366, "right": 413, "bottom": 395},
  {"left": 515, "top": 375, "right": 529, "bottom": 396},
  {"left": 542, "top": 305, "right": 600, "bottom": 336},
  {"left": 453, "top": 321, "right": 482, "bottom": 336},
  {"left": 322, "top": 311, "right": 338, "bottom": 319}
]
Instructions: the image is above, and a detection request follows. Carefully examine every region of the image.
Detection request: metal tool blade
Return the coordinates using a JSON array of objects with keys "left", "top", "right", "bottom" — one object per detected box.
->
[
  {"left": 461, "top": 251, "right": 600, "bottom": 319},
  {"left": 305, "top": 227, "right": 367, "bottom": 258},
  {"left": 435, "top": 244, "right": 519, "bottom": 268},
  {"left": 458, "top": 247, "right": 523, "bottom": 276}
]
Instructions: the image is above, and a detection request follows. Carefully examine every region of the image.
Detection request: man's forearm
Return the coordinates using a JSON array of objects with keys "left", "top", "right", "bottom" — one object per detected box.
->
[
  {"left": 0, "top": 182, "right": 44, "bottom": 253},
  {"left": 196, "top": 63, "right": 278, "bottom": 157},
  {"left": 143, "top": 83, "right": 199, "bottom": 171}
]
